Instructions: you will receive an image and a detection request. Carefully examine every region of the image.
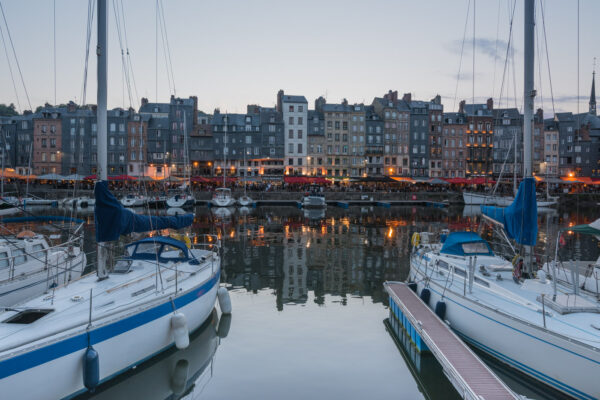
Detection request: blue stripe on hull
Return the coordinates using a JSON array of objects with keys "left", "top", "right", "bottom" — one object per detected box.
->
[
  {"left": 416, "top": 276, "right": 597, "bottom": 400},
  {"left": 0, "top": 272, "right": 219, "bottom": 380}
]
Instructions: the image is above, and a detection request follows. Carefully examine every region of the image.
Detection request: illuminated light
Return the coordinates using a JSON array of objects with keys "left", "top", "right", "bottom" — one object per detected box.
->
[
  {"left": 230, "top": 230, "right": 235, "bottom": 238},
  {"left": 193, "top": 162, "right": 199, "bottom": 167},
  {"left": 306, "top": 240, "right": 311, "bottom": 248},
  {"left": 208, "top": 162, "right": 212, "bottom": 166},
  {"left": 387, "top": 227, "right": 393, "bottom": 238},
  {"left": 568, "top": 171, "right": 574, "bottom": 178}
]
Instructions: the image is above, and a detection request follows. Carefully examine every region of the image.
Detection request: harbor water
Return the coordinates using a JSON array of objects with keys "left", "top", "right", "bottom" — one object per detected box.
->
[{"left": 17, "top": 203, "right": 595, "bottom": 400}]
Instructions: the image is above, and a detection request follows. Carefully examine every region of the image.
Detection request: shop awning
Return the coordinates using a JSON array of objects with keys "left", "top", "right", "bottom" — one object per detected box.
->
[
  {"left": 390, "top": 176, "right": 416, "bottom": 184},
  {"left": 37, "top": 173, "right": 66, "bottom": 181},
  {"left": 83, "top": 174, "right": 138, "bottom": 181},
  {"left": 284, "top": 176, "right": 329, "bottom": 184}
]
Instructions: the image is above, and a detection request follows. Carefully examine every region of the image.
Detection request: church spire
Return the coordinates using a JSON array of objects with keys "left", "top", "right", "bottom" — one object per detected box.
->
[{"left": 590, "top": 59, "right": 597, "bottom": 115}]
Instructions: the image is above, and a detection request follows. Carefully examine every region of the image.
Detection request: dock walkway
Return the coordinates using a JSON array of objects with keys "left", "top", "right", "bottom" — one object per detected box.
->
[{"left": 384, "top": 282, "right": 519, "bottom": 400}]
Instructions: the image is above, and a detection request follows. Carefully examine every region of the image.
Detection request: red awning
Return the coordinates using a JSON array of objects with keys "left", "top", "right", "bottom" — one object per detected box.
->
[
  {"left": 205, "top": 177, "right": 237, "bottom": 183},
  {"left": 190, "top": 176, "right": 210, "bottom": 183},
  {"left": 284, "top": 176, "right": 329, "bottom": 184},
  {"left": 444, "top": 178, "right": 470, "bottom": 184},
  {"left": 83, "top": 174, "right": 137, "bottom": 181},
  {"left": 469, "top": 177, "right": 496, "bottom": 185}
]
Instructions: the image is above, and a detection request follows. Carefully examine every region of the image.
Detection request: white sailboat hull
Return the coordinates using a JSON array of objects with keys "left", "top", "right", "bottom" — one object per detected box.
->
[
  {"left": 409, "top": 261, "right": 600, "bottom": 400},
  {"left": 211, "top": 197, "right": 235, "bottom": 207},
  {"left": 237, "top": 196, "right": 253, "bottom": 207},
  {"left": 0, "top": 272, "right": 219, "bottom": 400},
  {"left": 302, "top": 196, "right": 326, "bottom": 208},
  {"left": 166, "top": 195, "right": 195, "bottom": 208},
  {"left": 120, "top": 197, "right": 147, "bottom": 207}
]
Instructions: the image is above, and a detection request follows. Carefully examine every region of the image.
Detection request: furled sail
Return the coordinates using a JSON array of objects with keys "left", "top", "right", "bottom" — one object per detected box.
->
[
  {"left": 94, "top": 181, "right": 193, "bottom": 242},
  {"left": 480, "top": 177, "right": 537, "bottom": 246}
]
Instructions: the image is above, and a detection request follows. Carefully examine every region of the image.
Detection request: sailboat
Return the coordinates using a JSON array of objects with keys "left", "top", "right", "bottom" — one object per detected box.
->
[
  {"left": 0, "top": 3, "right": 227, "bottom": 398},
  {"left": 211, "top": 114, "right": 235, "bottom": 207},
  {"left": 406, "top": 2, "right": 600, "bottom": 399},
  {"left": 166, "top": 113, "right": 195, "bottom": 208}
]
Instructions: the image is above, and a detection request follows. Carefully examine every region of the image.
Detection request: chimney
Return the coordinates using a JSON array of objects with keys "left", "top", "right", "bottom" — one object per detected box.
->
[
  {"left": 213, "top": 108, "right": 220, "bottom": 115},
  {"left": 276, "top": 89, "right": 284, "bottom": 112},
  {"left": 486, "top": 98, "right": 494, "bottom": 110},
  {"left": 141, "top": 97, "right": 148, "bottom": 107},
  {"left": 402, "top": 93, "right": 412, "bottom": 103},
  {"left": 342, "top": 98, "right": 348, "bottom": 106},
  {"left": 536, "top": 108, "right": 543, "bottom": 122},
  {"left": 459, "top": 100, "right": 466, "bottom": 114},
  {"left": 315, "top": 96, "right": 326, "bottom": 112},
  {"left": 431, "top": 95, "right": 441, "bottom": 105},
  {"left": 67, "top": 101, "right": 77, "bottom": 113}
]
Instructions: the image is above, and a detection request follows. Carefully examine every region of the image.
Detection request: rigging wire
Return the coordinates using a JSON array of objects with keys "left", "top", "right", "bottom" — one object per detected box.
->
[
  {"left": 472, "top": 0, "right": 475, "bottom": 108},
  {"left": 453, "top": 0, "right": 471, "bottom": 112},
  {"left": 119, "top": 0, "right": 140, "bottom": 108},
  {"left": 0, "top": 15, "right": 21, "bottom": 112},
  {"left": 539, "top": 0, "right": 556, "bottom": 116},
  {"left": 159, "top": 0, "right": 176, "bottom": 96},
  {"left": 0, "top": 1, "right": 32, "bottom": 111},
  {"left": 491, "top": 0, "right": 502, "bottom": 101},
  {"left": 496, "top": 0, "right": 517, "bottom": 110},
  {"left": 156, "top": 0, "right": 173, "bottom": 96}
]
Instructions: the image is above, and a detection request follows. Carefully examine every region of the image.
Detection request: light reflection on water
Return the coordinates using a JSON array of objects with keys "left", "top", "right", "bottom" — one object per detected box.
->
[{"left": 18, "top": 204, "right": 599, "bottom": 399}]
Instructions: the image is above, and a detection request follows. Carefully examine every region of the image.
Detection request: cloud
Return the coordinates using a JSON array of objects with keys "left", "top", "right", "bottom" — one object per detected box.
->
[{"left": 448, "top": 37, "right": 517, "bottom": 62}]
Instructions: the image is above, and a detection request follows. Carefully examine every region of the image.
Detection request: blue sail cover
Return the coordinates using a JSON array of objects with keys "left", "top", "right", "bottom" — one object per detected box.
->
[
  {"left": 480, "top": 177, "right": 537, "bottom": 246},
  {"left": 94, "top": 181, "right": 193, "bottom": 242}
]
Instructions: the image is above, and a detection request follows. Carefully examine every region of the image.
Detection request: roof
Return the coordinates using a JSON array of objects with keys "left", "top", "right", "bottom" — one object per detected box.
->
[
  {"left": 463, "top": 104, "right": 493, "bottom": 117},
  {"left": 440, "top": 231, "right": 494, "bottom": 257},
  {"left": 281, "top": 95, "right": 307, "bottom": 104},
  {"left": 139, "top": 102, "right": 170, "bottom": 114}
]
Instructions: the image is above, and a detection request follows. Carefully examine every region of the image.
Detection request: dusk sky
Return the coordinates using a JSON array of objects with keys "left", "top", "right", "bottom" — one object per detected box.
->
[{"left": 0, "top": 0, "right": 597, "bottom": 116}]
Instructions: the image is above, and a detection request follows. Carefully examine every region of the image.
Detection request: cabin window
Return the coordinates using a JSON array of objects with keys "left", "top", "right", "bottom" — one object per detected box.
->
[
  {"left": 12, "top": 248, "right": 26, "bottom": 265},
  {"left": 161, "top": 245, "right": 186, "bottom": 260},
  {"left": 0, "top": 252, "right": 8, "bottom": 268},
  {"left": 113, "top": 259, "right": 132, "bottom": 274},
  {"left": 3, "top": 309, "right": 53, "bottom": 324},
  {"left": 135, "top": 242, "right": 161, "bottom": 255},
  {"left": 461, "top": 242, "right": 489, "bottom": 255}
]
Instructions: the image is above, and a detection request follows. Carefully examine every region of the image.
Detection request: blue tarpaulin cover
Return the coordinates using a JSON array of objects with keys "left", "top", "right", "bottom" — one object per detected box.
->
[
  {"left": 440, "top": 231, "right": 494, "bottom": 256},
  {"left": 94, "top": 181, "right": 193, "bottom": 242},
  {"left": 480, "top": 177, "right": 537, "bottom": 246}
]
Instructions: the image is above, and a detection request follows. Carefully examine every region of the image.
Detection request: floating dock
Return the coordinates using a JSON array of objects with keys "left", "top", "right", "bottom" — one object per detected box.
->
[{"left": 384, "top": 282, "right": 519, "bottom": 400}]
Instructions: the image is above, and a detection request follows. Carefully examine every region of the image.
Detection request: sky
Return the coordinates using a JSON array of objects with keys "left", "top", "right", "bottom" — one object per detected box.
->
[{"left": 0, "top": 0, "right": 598, "bottom": 116}]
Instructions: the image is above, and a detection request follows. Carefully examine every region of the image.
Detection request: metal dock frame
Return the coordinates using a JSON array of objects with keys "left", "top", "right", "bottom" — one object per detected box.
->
[{"left": 384, "top": 281, "right": 520, "bottom": 400}]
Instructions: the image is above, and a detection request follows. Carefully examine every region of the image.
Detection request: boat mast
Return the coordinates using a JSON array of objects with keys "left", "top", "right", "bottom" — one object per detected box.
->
[
  {"left": 223, "top": 114, "right": 227, "bottom": 188},
  {"left": 523, "top": 0, "right": 535, "bottom": 275},
  {"left": 96, "top": 0, "right": 108, "bottom": 279},
  {"left": 26, "top": 143, "right": 32, "bottom": 198}
]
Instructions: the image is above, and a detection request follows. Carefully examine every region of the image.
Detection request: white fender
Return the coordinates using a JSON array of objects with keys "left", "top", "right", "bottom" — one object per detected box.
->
[
  {"left": 217, "top": 287, "right": 232, "bottom": 314},
  {"left": 171, "top": 313, "right": 189, "bottom": 349},
  {"left": 170, "top": 359, "right": 189, "bottom": 395}
]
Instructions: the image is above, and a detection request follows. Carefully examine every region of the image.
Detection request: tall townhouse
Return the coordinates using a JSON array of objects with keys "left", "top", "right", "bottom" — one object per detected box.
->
[
  {"left": 543, "top": 117, "right": 559, "bottom": 177},
  {"left": 365, "top": 106, "right": 384, "bottom": 176},
  {"left": 461, "top": 98, "right": 494, "bottom": 178},
  {"left": 127, "top": 114, "right": 150, "bottom": 177},
  {"left": 189, "top": 111, "right": 213, "bottom": 176},
  {"left": 307, "top": 104, "right": 325, "bottom": 176},
  {"left": 408, "top": 98, "right": 430, "bottom": 178},
  {"left": 441, "top": 112, "right": 467, "bottom": 178},
  {"left": 278, "top": 90, "right": 308, "bottom": 175},
  {"left": 372, "top": 91, "right": 410, "bottom": 176},
  {"left": 428, "top": 95, "right": 444, "bottom": 177},
  {"left": 492, "top": 108, "right": 522, "bottom": 180},
  {"left": 33, "top": 109, "right": 62, "bottom": 175}
]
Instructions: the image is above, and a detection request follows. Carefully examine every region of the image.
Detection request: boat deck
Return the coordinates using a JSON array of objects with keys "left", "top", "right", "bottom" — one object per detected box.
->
[{"left": 385, "top": 282, "right": 518, "bottom": 400}]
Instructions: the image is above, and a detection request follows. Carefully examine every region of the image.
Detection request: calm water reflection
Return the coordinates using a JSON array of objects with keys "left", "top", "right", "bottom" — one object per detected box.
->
[{"left": 30, "top": 202, "right": 596, "bottom": 400}]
